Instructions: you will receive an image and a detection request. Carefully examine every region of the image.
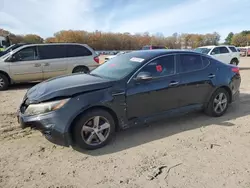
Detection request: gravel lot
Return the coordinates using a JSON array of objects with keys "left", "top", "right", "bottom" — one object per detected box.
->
[{"left": 0, "top": 57, "right": 250, "bottom": 188}]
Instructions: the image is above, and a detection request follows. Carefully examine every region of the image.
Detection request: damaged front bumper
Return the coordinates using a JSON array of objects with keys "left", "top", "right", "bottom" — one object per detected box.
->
[{"left": 17, "top": 109, "right": 70, "bottom": 147}]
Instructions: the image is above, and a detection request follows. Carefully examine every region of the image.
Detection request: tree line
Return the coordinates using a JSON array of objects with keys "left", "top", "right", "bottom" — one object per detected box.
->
[
  {"left": 1, "top": 28, "right": 249, "bottom": 50},
  {"left": 225, "top": 30, "right": 250, "bottom": 46}
]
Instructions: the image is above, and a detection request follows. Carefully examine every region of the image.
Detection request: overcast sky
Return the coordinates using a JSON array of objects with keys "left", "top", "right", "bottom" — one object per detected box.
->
[{"left": 0, "top": 0, "right": 249, "bottom": 40}]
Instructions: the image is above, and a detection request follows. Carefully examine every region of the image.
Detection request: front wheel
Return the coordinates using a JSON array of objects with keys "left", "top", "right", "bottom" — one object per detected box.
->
[
  {"left": 73, "top": 109, "right": 115, "bottom": 150},
  {"left": 0, "top": 74, "right": 9, "bottom": 91},
  {"left": 205, "top": 88, "right": 229, "bottom": 117}
]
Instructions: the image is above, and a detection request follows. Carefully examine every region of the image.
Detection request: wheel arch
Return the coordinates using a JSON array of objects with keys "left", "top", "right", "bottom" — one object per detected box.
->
[
  {"left": 72, "top": 65, "right": 89, "bottom": 73},
  {"left": 230, "top": 57, "right": 239, "bottom": 64},
  {"left": 0, "top": 70, "right": 11, "bottom": 84},
  {"left": 207, "top": 86, "right": 232, "bottom": 105},
  {"left": 67, "top": 105, "right": 120, "bottom": 144}
]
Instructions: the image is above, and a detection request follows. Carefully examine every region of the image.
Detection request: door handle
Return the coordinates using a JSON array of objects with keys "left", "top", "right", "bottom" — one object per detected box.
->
[
  {"left": 34, "top": 63, "right": 41, "bottom": 67},
  {"left": 208, "top": 74, "right": 215, "bottom": 78},
  {"left": 43, "top": 63, "right": 50, "bottom": 66},
  {"left": 169, "top": 81, "right": 179, "bottom": 86}
]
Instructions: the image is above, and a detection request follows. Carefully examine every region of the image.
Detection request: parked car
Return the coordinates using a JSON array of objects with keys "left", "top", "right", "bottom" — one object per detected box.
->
[
  {"left": 238, "top": 47, "right": 247, "bottom": 56},
  {"left": 17, "top": 50, "right": 241, "bottom": 150},
  {"left": 0, "top": 43, "right": 27, "bottom": 57},
  {"left": 194, "top": 45, "right": 240, "bottom": 65},
  {"left": 142, "top": 45, "right": 167, "bottom": 50},
  {"left": 104, "top": 51, "right": 127, "bottom": 62},
  {"left": 246, "top": 46, "right": 250, "bottom": 56},
  {"left": 0, "top": 43, "right": 99, "bottom": 90}
]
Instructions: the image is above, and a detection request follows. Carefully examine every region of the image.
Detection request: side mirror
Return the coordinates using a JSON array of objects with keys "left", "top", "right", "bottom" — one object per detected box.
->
[
  {"left": 134, "top": 71, "right": 152, "bottom": 81},
  {"left": 6, "top": 55, "right": 16, "bottom": 62},
  {"left": 211, "top": 52, "right": 215, "bottom": 55}
]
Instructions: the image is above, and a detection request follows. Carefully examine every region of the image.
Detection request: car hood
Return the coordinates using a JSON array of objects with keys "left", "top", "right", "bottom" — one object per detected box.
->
[{"left": 26, "top": 74, "right": 114, "bottom": 103}]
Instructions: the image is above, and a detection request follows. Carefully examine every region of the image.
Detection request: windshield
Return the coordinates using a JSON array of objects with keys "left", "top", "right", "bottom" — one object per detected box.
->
[
  {"left": 194, "top": 48, "right": 211, "bottom": 54},
  {"left": 90, "top": 53, "right": 144, "bottom": 80}
]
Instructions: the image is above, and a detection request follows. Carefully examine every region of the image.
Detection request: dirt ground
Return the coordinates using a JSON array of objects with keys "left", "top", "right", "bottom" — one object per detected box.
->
[{"left": 1, "top": 57, "right": 250, "bottom": 188}]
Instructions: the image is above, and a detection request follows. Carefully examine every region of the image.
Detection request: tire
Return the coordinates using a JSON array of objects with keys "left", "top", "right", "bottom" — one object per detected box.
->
[
  {"left": 205, "top": 88, "right": 229, "bottom": 117},
  {"left": 73, "top": 109, "right": 115, "bottom": 150},
  {"left": 72, "top": 66, "right": 89, "bottom": 74},
  {"left": 230, "top": 59, "right": 238, "bottom": 66},
  {"left": 0, "top": 74, "right": 9, "bottom": 91}
]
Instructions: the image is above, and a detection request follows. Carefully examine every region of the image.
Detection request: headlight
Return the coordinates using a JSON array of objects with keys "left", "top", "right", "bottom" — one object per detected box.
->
[{"left": 24, "top": 98, "right": 70, "bottom": 116}]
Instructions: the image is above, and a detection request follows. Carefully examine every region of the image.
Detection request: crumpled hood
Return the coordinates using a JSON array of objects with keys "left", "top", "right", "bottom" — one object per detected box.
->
[{"left": 26, "top": 73, "right": 114, "bottom": 103}]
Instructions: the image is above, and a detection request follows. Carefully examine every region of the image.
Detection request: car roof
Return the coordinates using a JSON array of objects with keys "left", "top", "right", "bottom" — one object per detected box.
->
[
  {"left": 20, "top": 43, "right": 89, "bottom": 47},
  {"left": 6, "top": 43, "right": 94, "bottom": 55},
  {"left": 199, "top": 45, "right": 237, "bottom": 49},
  {"left": 123, "top": 49, "right": 203, "bottom": 61},
  {"left": 198, "top": 45, "right": 216, "bottom": 49}
]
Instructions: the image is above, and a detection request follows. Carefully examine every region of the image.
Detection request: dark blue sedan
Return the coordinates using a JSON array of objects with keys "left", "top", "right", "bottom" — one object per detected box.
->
[{"left": 17, "top": 50, "right": 241, "bottom": 150}]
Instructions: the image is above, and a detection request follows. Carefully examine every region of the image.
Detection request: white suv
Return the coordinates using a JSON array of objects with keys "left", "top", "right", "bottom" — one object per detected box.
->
[{"left": 195, "top": 45, "right": 240, "bottom": 65}]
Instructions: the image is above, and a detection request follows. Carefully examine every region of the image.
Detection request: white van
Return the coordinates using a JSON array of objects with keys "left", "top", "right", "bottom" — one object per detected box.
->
[{"left": 0, "top": 43, "right": 100, "bottom": 90}]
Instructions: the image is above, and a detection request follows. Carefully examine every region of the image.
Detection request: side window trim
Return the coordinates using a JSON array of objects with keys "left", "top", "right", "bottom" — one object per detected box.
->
[
  {"left": 176, "top": 53, "right": 205, "bottom": 74},
  {"left": 201, "top": 55, "right": 211, "bottom": 68},
  {"left": 127, "top": 54, "right": 177, "bottom": 84}
]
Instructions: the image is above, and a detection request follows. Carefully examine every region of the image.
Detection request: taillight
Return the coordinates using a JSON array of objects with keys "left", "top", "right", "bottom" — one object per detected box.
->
[
  {"left": 94, "top": 56, "right": 99, "bottom": 64},
  {"left": 232, "top": 67, "right": 240, "bottom": 74}
]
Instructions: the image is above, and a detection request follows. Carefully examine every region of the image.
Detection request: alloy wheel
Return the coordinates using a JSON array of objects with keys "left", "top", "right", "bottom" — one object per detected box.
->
[
  {"left": 81, "top": 116, "right": 111, "bottom": 146},
  {"left": 0, "top": 78, "right": 4, "bottom": 88},
  {"left": 213, "top": 93, "right": 228, "bottom": 114}
]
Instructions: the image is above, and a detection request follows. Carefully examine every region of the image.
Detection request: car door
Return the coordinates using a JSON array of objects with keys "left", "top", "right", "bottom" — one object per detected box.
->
[
  {"left": 38, "top": 45, "right": 68, "bottom": 80},
  {"left": 177, "top": 54, "right": 215, "bottom": 107},
  {"left": 211, "top": 47, "right": 230, "bottom": 64},
  {"left": 8, "top": 46, "right": 43, "bottom": 82},
  {"left": 126, "top": 55, "right": 181, "bottom": 119}
]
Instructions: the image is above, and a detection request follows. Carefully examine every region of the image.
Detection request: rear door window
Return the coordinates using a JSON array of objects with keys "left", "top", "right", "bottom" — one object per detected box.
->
[
  {"left": 67, "top": 45, "right": 92, "bottom": 57},
  {"left": 38, "top": 45, "right": 67, "bottom": 59},
  {"left": 219, "top": 47, "right": 229, "bottom": 54},
  {"left": 201, "top": 56, "right": 211, "bottom": 67},
  {"left": 179, "top": 54, "right": 203, "bottom": 73}
]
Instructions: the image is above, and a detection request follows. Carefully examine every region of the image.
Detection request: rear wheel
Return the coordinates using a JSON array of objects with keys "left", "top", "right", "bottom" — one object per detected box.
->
[
  {"left": 72, "top": 66, "right": 89, "bottom": 74},
  {"left": 73, "top": 109, "right": 115, "bottom": 150},
  {"left": 230, "top": 59, "right": 238, "bottom": 66},
  {"left": 205, "top": 88, "right": 229, "bottom": 117},
  {"left": 0, "top": 74, "right": 9, "bottom": 91}
]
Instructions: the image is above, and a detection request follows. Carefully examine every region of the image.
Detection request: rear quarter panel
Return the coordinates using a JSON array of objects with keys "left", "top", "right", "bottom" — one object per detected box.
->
[
  {"left": 67, "top": 56, "right": 99, "bottom": 73},
  {"left": 214, "top": 62, "right": 241, "bottom": 98}
]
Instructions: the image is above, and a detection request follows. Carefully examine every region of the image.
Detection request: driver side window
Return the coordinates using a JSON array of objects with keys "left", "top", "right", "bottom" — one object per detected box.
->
[
  {"left": 137, "top": 55, "right": 175, "bottom": 78},
  {"left": 13, "top": 47, "right": 38, "bottom": 62}
]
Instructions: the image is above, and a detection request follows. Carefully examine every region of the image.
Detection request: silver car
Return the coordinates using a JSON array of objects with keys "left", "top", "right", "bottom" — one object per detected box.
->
[{"left": 0, "top": 43, "right": 100, "bottom": 90}]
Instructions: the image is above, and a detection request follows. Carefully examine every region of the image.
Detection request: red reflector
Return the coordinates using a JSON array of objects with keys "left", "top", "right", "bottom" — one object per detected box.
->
[
  {"left": 94, "top": 56, "right": 99, "bottom": 64},
  {"left": 232, "top": 67, "right": 239, "bottom": 74}
]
